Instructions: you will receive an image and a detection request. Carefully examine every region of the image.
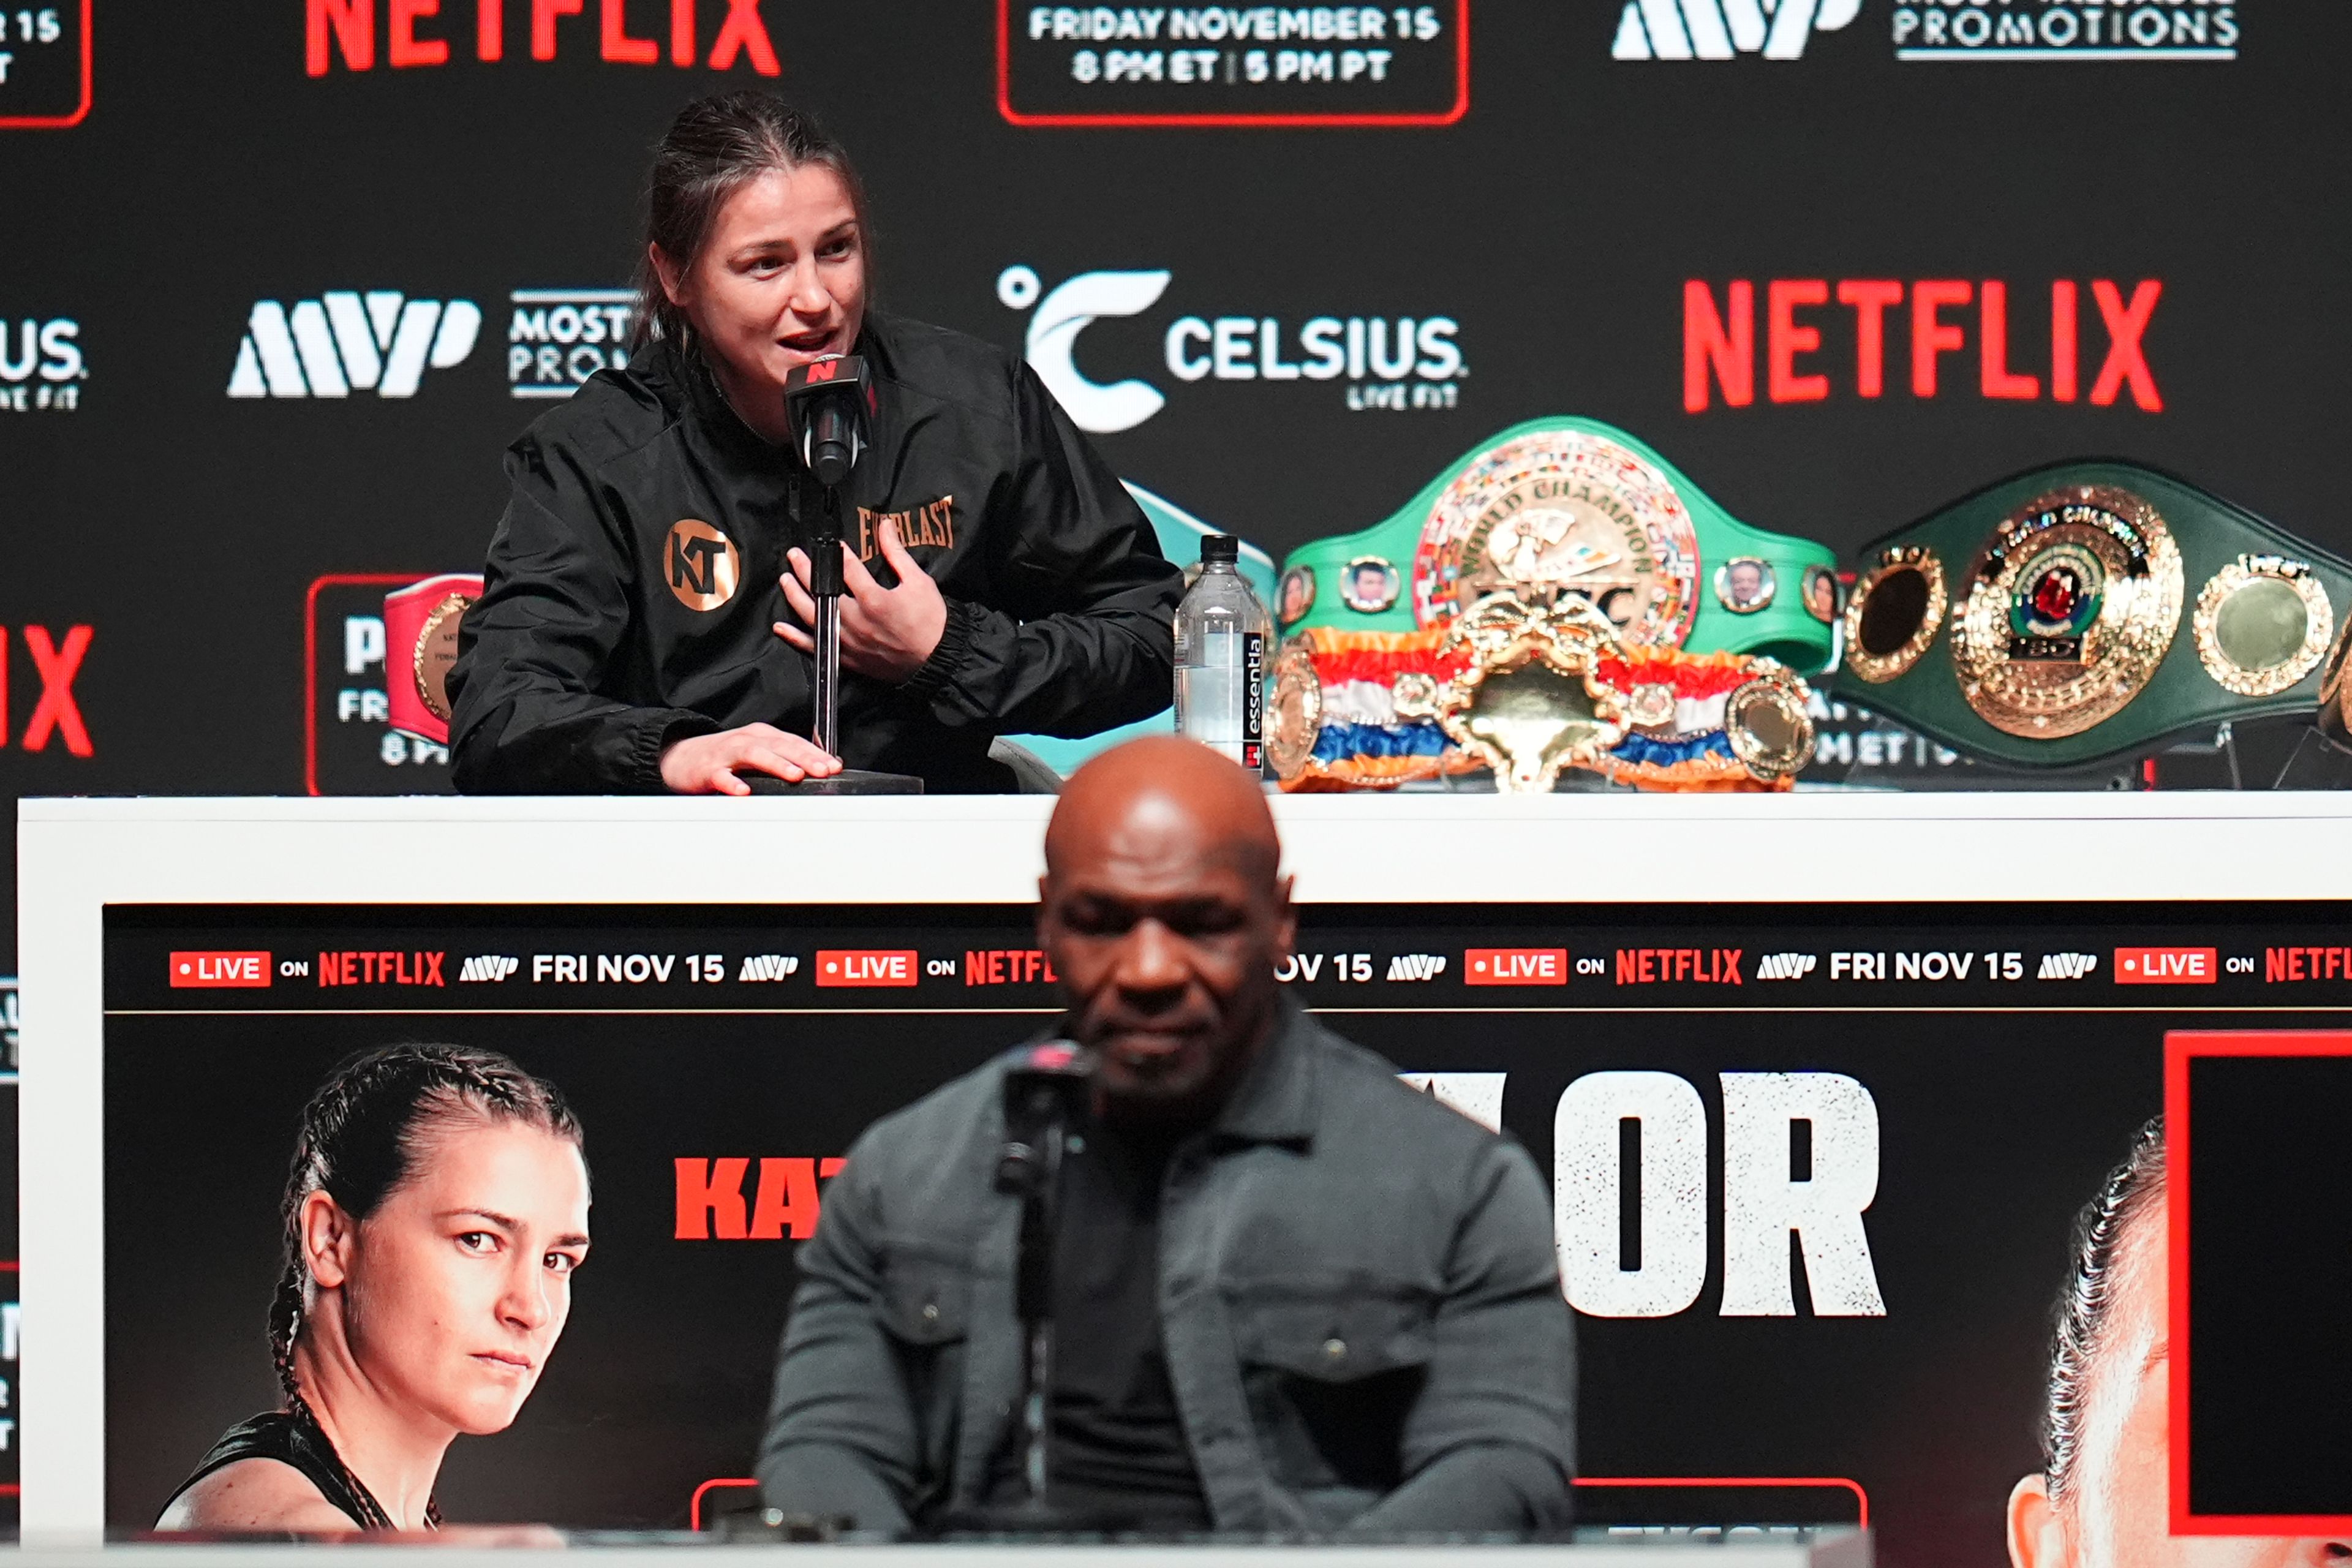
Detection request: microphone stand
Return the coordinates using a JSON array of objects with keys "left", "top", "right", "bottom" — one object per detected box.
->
[
  {"left": 999, "top": 1079, "right": 1070, "bottom": 1513},
  {"left": 935, "top": 1054, "right": 1126, "bottom": 1537},
  {"left": 745, "top": 361, "right": 921, "bottom": 795},
  {"left": 809, "top": 481, "right": 846, "bottom": 762}
]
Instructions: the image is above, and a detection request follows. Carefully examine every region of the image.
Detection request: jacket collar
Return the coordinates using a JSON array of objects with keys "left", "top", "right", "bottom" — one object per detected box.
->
[{"left": 1205, "top": 993, "right": 1319, "bottom": 1148}]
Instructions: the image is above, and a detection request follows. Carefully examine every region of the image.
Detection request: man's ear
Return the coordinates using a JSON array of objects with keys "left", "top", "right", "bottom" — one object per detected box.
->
[
  {"left": 300, "top": 1189, "right": 357, "bottom": 1292},
  {"left": 649, "top": 243, "right": 687, "bottom": 308},
  {"left": 2005, "top": 1472, "right": 2068, "bottom": 1568},
  {"left": 1270, "top": 871, "right": 1297, "bottom": 967}
]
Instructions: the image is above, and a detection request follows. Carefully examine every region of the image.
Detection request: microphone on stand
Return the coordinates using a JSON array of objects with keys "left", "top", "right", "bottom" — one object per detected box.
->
[
  {"left": 744, "top": 355, "right": 918, "bottom": 794},
  {"left": 782, "top": 356, "right": 873, "bottom": 760},
  {"left": 783, "top": 353, "right": 871, "bottom": 488},
  {"left": 957, "top": 1040, "right": 1114, "bottom": 1531}
]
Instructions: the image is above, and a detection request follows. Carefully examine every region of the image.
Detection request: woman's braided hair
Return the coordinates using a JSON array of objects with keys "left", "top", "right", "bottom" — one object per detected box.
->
[{"left": 268, "top": 1044, "right": 584, "bottom": 1404}]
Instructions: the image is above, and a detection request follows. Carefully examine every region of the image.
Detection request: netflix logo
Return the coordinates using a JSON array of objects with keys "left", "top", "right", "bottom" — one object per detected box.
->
[
  {"left": 964, "top": 948, "right": 1057, "bottom": 987},
  {"left": 317, "top": 950, "right": 447, "bottom": 987},
  {"left": 1683, "top": 278, "right": 2162, "bottom": 413},
  {"left": 305, "top": 0, "right": 780, "bottom": 77},
  {"left": 0, "top": 624, "right": 94, "bottom": 758}
]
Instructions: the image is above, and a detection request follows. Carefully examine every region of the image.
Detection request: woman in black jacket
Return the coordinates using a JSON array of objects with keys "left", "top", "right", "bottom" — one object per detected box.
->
[{"left": 447, "top": 92, "right": 1181, "bottom": 794}]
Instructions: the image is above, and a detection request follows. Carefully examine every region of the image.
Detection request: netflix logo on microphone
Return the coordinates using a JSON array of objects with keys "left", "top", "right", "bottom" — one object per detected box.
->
[{"left": 1682, "top": 277, "right": 2163, "bottom": 413}]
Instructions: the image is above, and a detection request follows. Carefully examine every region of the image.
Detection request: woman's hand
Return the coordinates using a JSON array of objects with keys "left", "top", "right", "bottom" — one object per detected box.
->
[
  {"left": 775, "top": 516, "right": 949, "bottom": 683},
  {"left": 658, "top": 723, "right": 842, "bottom": 794}
]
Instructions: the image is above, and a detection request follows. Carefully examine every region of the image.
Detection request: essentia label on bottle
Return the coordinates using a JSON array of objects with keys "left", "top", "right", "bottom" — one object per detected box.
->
[{"left": 1241, "top": 631, "right": 1265, "bottom": 771}]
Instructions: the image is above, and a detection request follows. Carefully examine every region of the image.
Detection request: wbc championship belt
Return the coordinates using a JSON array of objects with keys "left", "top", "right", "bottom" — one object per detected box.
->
[
  {"left": 1834, "top": 461, "right": 2352, "bottom": 768},
  {"left": 1275, "top": 417, "right": 1841, "bottom": 674},
  {"left": 1267, "top": 608, "right": 1815, "bottom": 794}
]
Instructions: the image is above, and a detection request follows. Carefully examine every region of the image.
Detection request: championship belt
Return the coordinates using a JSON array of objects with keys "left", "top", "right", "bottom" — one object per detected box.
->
[
  {"left": 383, "top": 573, "right": 483, "bottom": 746},
  {"left": 1268, "top": 608, "right": 1814, "bottom": 794},
  {"left": 1833, "top": 461, "right": 2352, "bottom": 768},
  {"left": 1275, "top": 418, "right": 1841, "bottom": 674}
]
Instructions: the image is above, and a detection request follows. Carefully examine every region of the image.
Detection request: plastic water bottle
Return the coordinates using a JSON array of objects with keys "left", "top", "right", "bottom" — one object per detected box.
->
[{"left": 1173, "top": 535, "right": 1270, "bottom": 771}]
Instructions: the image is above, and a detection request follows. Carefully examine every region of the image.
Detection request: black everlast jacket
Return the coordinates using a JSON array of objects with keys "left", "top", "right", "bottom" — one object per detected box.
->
[{"left": 447, "top": 312, "right": 1182, "bottom": 794}]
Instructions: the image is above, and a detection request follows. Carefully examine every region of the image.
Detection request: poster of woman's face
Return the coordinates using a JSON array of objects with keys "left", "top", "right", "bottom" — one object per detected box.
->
[{"left": 340, "top": 1119, "right": 592, "bottom": 1436}]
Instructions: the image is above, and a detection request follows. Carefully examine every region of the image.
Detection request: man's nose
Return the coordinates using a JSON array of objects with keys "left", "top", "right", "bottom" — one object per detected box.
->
[{"left": 1113, "top": 918, "right": 1189, "bottom": 996}]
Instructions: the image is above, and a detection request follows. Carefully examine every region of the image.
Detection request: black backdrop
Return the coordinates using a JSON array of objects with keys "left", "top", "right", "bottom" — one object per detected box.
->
[
  {"left": 3, "top": 10, "right": 2342, "bottom": 1526},
  {"left": 8, "top": 4, "right": 2351, "bottom": 974}
]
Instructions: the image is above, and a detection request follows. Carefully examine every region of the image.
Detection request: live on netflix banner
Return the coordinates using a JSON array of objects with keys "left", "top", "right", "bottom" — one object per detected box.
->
[{"left": 90, "top": 898, "right": 2352, "bottom": 1562}]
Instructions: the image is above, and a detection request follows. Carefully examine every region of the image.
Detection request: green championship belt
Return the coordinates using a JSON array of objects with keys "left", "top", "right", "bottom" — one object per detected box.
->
[
  {"left": 1834, "top": 460, "right": 2351, "bottom": 769},
  {"left": 1276, "top": 418, "right": 1840, "bottom": 673}
]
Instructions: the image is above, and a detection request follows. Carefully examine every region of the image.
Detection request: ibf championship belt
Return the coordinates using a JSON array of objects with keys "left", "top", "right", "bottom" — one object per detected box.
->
[
  {"left": 1275, "top": 418, "right": 1840, "bottom": 674},
  {"left": 1267, "top": 604, "right": 1814, "bottom": 794},
  {"left": 1834, "top": 461, "right": 2352, "bottom": 768}
]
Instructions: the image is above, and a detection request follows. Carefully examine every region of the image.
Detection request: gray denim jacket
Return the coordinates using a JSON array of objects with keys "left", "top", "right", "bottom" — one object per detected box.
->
[{"left": 757, "top": 1001, "right": 1576, "bottom": 1534}]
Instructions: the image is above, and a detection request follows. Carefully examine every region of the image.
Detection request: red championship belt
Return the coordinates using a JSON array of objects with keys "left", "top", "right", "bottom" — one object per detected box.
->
[{"left": 383, "top": 574, "right": 483, "bottom": 745}]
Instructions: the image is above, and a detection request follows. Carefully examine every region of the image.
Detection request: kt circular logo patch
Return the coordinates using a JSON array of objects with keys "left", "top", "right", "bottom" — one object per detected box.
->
[{"left": 665, "top": 519, "right": 740, "bottom": 611}]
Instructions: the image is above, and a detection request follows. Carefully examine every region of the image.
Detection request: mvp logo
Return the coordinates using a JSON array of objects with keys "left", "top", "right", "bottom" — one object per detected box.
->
[
  {"left": 1614, "top": 0, "right": 1862, "bottom": 59},
  {"left": 307, "top": 0, "right": 780, "bottom": 74},
  {"left": 1684, "top": 278, "right": 2162, "bottom": 412},
  {"left": 229, "top": 292, "right": 481, "bottom": 399}
]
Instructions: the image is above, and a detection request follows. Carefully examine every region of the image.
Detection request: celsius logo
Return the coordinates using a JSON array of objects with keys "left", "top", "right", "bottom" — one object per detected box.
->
[
  {"left": 1, "top": 317, "right": 83, "bottom": 413},
  {"left": 1613, "top": 0, "right": 1861, "bottom": 59},
  {"left": 228, "top": 291, "right": 483, "bottom": 399},
  {"left": 997, "top": 265, "right": 1466, "bottom": 434},
  {"left": 508, "top": 288, "right": 634, "bottom": 399}
]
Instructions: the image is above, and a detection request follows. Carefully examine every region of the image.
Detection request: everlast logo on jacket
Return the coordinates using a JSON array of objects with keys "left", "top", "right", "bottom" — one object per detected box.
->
[{"left": 855, "top": 496, "right": 956, "bottom": 561}]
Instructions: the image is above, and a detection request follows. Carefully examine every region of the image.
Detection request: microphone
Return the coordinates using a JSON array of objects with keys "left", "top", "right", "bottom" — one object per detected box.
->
[
  {"left": 990, "top": 1038, "right": 1095, "bottom": 1513},
  {"left": 996, "top": 1041, "right": 1096, "bottom": 1200},
  {"left": 782, "top": 354, "right": 872, "bottom": 488}
]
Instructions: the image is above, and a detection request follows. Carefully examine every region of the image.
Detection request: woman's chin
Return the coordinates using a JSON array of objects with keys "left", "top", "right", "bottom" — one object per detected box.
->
[{"left": 447, "top": 1387, "right": 535, "bottom": 1436}]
